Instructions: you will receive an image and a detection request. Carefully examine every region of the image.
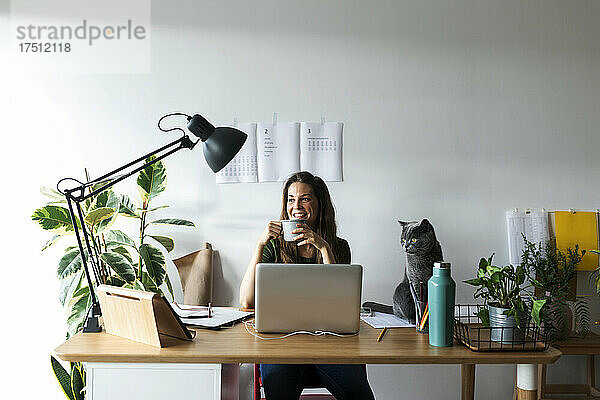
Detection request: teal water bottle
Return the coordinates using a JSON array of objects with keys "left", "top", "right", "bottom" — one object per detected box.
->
[{"left": 428, "top": 262, "right": 456, "bottom": 347}]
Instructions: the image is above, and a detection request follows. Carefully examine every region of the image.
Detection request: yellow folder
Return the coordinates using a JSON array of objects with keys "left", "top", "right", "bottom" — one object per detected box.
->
[{"left": 554, "top": 211, "right": 599, "bottom": 271}]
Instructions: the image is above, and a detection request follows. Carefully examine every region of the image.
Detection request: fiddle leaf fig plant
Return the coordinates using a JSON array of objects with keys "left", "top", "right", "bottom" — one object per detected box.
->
[{"left": 464, "top": 253, "right": 546, "bottom": 328}]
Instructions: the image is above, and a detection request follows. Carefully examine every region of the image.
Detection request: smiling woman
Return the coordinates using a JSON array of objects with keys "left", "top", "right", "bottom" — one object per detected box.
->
[
  {"left": 238, "top": 170, "right": 374, "bottom": 400},
  {"left": 239, "top": 171, "right": 350, "bottom": 309}
]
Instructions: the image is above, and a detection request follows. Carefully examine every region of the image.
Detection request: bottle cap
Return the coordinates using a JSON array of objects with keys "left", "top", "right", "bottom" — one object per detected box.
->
[{"left": 434, "top": 262, "right": 451, "bottom": 269}]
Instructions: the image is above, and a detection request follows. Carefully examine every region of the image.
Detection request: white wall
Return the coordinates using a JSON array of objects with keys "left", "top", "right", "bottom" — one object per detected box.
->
[{"left": 1, "top": 0, "right": 599, "bottom": 399}]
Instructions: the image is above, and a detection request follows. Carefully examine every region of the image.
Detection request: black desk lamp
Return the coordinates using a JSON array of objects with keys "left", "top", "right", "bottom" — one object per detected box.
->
[{"left": 57, "top": 113, "right": 247, "bottom": 333}]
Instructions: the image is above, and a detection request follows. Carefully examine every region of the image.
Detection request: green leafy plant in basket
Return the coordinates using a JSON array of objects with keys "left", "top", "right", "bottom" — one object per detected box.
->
[
  {"left": 521, "top": 236, "right": 589, "bottom": 341},
  {"left": 32, "top": 156, "right": 194, "bottom": 398},
  {"left": 464, "top": 253, "right": 546, "bottom": 329}
]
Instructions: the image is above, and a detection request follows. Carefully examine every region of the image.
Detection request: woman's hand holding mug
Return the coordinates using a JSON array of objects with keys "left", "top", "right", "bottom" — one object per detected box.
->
[
  {"left": 259, "top": 220, "right": 282, "bottom": 246},
  {"left": 292, "top": 224, "right": 329, "bottom": 252}
]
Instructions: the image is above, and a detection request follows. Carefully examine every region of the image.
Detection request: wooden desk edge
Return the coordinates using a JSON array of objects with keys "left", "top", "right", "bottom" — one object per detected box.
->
[{"left": 53, "top": 347, "right": 562, "bottom": 365}]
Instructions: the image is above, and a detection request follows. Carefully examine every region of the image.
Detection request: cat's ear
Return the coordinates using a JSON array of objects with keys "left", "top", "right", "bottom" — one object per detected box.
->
[
  {"left": 419, "top": 219, "right": 432, "bottom": 229},
  {"left": 398, "top": 220, "right": 408, "bottom": 227}
]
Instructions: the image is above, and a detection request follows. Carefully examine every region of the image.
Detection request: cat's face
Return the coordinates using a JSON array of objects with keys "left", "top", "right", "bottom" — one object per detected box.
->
[{"left": 398, "top": 219, "right": 436, "bottom": 255}]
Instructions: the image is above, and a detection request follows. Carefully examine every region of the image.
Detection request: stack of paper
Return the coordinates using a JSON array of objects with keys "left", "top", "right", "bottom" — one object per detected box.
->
[
  {"left": 361, "top": 312, "right": 415, "bottom": 329},
  {"left": 172, "top": 303, "right": 253, "bottom": 329}
]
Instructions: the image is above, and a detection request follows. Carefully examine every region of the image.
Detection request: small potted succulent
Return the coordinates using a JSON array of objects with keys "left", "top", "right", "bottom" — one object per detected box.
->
[{"left": 464, "top": 254, "right": 546, "bottom": 343}]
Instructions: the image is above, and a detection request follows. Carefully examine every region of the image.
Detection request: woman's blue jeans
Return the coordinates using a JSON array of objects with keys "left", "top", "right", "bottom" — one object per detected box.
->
[{"left": 259, "top": 364, "right": 375, "bottom": 400}]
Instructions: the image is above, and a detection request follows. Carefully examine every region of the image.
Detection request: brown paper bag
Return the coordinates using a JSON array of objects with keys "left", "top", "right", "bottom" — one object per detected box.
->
[{"left": 173, "top": 242, "right": 213, "bottom": 306}]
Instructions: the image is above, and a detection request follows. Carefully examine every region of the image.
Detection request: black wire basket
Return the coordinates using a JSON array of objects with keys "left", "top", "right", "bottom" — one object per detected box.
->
[{"left": 454, "top": 304, "right": 550, "bottom": 352}]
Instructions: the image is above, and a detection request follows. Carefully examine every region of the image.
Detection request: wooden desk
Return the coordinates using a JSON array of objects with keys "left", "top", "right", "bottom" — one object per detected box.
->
[
  {"left": 55, "top": 321, "right": 561, "bottom": 400},
  {"left": 538, "top": 333, "right": 600, "bottom": 400}
]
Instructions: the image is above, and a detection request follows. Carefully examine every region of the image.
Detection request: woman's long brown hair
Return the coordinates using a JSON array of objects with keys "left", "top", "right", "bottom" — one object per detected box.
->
[{"left": 277, "top": 171, "right": 339, "bottom": 264}]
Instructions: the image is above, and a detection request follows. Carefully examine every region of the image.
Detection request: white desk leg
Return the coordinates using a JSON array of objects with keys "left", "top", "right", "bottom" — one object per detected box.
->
[{"left": 516, "top": 364, "right": 537, "bottom": 400}]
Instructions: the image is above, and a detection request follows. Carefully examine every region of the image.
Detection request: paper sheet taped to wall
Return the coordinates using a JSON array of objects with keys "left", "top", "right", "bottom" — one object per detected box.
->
[
  {"left": 300, "top": 122, "right": 344, "bottom": 182},
  {"left": 257, "top": 122, "right": 301, "bottom": 182},
  {"left": 554, "top": 211, "right": 599, "bottom": 271},
  {"left": 216, "top": 123, "right": 258, "bottom": 183},
  {"left": 216, "top": 121, "right": 344, "bottom": 183},
  {"left": 506, "top": 210, "right": 550, "bottom": 265}
]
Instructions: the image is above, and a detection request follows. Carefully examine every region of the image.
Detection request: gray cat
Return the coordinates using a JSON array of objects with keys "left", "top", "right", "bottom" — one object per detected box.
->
[{"left": 363, "top": 219, "right": 443, "bottom": 324}]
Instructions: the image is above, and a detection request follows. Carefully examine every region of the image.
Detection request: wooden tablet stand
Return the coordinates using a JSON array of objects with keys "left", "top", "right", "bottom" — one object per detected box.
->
[{"left": 97, "top": 285, "right": 194, "bottom": 348}]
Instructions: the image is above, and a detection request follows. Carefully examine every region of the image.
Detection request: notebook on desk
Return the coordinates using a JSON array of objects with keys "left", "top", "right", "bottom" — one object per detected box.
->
[{"left": 254, "top": 263, "right": 363, "bottom": 334}]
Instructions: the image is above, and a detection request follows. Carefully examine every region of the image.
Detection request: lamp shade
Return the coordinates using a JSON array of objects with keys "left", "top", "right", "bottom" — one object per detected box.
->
[{"left": 187, "top": 114, "right": 247, "bottom": 173}]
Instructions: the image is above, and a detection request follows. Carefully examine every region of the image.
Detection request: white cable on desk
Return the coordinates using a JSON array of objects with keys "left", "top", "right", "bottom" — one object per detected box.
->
[{"left": 243, "top": 320, "right": 358, "bottom": 340}]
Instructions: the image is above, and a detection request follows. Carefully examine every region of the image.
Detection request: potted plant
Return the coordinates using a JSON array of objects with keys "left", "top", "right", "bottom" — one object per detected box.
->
[
  {"left": 32, "top": 157, "right": 195, "bottom": 399},
  {"left": 464, "top": 254, "right": 546, "bottom": 343},
  {"left": 521, "top": 236, "right": 589, "bottom": 341}
]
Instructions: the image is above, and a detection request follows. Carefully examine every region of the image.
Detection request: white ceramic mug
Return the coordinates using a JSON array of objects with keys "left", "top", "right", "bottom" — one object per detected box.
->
[{"left": 281, "top": 219, "right": 306, "bottom": 241}]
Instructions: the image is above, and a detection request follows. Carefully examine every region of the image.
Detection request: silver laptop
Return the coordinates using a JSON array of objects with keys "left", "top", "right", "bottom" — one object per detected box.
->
[{"left": 254, "top": 263, "right": 363, "bottom": 334}]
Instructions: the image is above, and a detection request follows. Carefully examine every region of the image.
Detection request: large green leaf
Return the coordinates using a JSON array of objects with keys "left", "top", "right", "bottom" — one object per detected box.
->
[
  {"left": 139, "top": 244, "right": 166, "bottom": 287},
  {"left": 109, "top": 245, "right": 134, "bottom": 263},
  {"left": 50, "top": 356, "right": 75, "bottom": 400},
  {"left": 57, "top": 249, "right": 83, "bottom": 279},
  {"left": 149, "top": 235, "right": 174, "bottom": 252},
  {"left": 132, "top": 280, "right": 145, "bottom": 291},
  {"left": 105, "top": 229, "right": 137, "bottom": 249},
  {"left": 90, "top": 190, "right": 120, "bottom": 232},
  {"left": 463, "top": 278, "right": 483, "bottom": 286},
  {"left": 478, "top": 258, "right": 487, "bottom": 270},
  {"left": 137, "top": 156, "right": 167, "bottom": 203},
  {"left": 67, "top": 287, "right": 91, "bottom": 337},
  {"left": 531, "top": 298, "right": 547, "bottom": 327},
  {"left": 140, "top": 272, "right": 157, "bottom": 292},
  {"left": 118, "top": 194, "right": 140, "bottom": 218},
  {"left": 106, "top": 275, "right": 126, "bottom": 287},
  {"left": 42, "top": 234, "right": 61, "bottom": 251},
  {"left": 476, "top": 308, "right": 490, "bottom": 327},
  {"left": 100, "top": 252, "right": 136, "bottom": 283},
  {"left": 486, "top": 265, "right": 501, "bottom": 275},
  {"left": 84, "top": 207, "right": 115, "bottom": 227},
  {"left": 89, "top": 190, "right": 117, "bottom": 210},
  {"left": 140, "top": 205, "right": 170, "bottom": 213},
  {"left": 490, "top": 271, "right": 501, "bottom": 283},
  {"left": 41, "top": 186, "right": 66, "bottom": 202},
  {"left": 31, "top": 205, "right": 75, "bottom": 234},
  {"left": 71, "top": 364, "right": 85, "bottom": 400},
  {"left": 59, "top": 270, "right": 83, "bottom": 306},
  {"left": 149, "top": 218, "right": 195, "bottom": 227},
  {"left": 164, "top": 272, "right": 174, "bottom": 301}
]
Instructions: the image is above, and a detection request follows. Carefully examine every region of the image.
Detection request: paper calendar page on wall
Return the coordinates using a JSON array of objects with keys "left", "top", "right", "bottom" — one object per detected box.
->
[
  {"left": 216, "top": 122, "right": 259, "bottom": 183},
  {"left": 216, "top": 120, "right": 343, "bottom": 183},
  {"left": 506, "top": 210, "right": 550, "bottom": 265}
]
